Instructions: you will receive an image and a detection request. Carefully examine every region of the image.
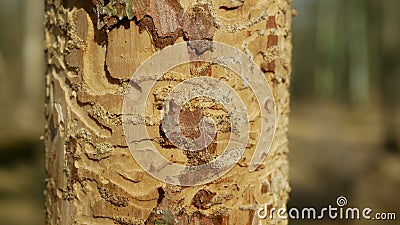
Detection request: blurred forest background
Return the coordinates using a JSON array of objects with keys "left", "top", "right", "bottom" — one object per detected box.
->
[{"left": 0, "top": 0, "right": 399, "bottom": 225}]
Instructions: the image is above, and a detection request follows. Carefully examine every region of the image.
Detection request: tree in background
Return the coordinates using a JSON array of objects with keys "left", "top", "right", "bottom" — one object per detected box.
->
[{"left": 376, "top": 0, "right": 400, "bottom": 152}]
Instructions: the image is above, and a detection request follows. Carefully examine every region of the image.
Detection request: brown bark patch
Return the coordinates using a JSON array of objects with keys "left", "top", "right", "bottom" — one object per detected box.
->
[
  {"left": 183, "top": 4, "right": 216, "bottom": 54},
  {"left": 192, "top": 189, "right": 216, "bottom": 210},
  {"left": 138, "top": 16, "right": 183, "bottom": 49},
  {"left": 179, "top": 107, "right": 203, "bottom": 140},
  {"left": 267, "top": 34, "right": 278, "bottom": 48},
  {"left": 267, "top": 16, "right": 277, "bottom": 29},
  {"left": 148, "top": 0, "right": 184, "bottom": 37},
  {"left": 261, "top": 61, "right": 275, "bottom": 73}
]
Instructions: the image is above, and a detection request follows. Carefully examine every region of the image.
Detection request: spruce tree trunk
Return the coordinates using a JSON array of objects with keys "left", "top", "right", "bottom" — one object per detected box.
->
[{"left": 44, "top": 0, "right": 293, "bottom": 224}]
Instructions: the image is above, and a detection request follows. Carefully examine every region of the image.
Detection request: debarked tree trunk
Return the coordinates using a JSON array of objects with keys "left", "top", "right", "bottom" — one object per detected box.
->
[{"left": 44, "top": 0, "right": 293, "bottom": 224}]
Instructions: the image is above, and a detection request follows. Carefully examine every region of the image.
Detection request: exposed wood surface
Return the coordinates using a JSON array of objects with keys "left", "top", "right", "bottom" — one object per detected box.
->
[{"left": 44, "top": 0, "right": 292, "bottom": 224}]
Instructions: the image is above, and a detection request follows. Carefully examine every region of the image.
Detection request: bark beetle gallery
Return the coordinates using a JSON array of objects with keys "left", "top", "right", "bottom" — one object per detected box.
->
[{"left": 44, "top": 0, "right": 293, "bottom": 224}]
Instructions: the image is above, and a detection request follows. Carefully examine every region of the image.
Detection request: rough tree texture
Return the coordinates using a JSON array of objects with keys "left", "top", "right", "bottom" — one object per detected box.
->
[{"left": 44, "top": 0, "right": 292, "bottom": 224}]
